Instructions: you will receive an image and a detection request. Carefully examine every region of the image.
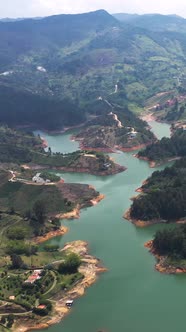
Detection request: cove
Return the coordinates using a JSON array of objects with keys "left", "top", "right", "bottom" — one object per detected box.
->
[{"left": 38, "top": 121, "right": 186, "bottom": 332}]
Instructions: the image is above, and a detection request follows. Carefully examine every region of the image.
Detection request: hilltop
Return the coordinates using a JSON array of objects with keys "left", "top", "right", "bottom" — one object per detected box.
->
[{"left": 1, "top": 11, "right": 186, "bottom": 129}]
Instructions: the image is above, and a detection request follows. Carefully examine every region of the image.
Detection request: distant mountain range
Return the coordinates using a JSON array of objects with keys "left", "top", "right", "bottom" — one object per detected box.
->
[
  {"left": 1, "top": 9, "right": 186, "bottom": 129},
  {"left": 0, "top": 17, "right": 43, "bottom": 22}
]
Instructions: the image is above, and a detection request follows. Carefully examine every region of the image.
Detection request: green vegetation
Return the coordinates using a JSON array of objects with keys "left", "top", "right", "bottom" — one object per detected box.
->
[
  {"left": 0, "top": 126, "right": 124, "bottom": 174},
  {"left": 39, "top": 172, "right": 60, "bottom": 183},
  {"left": 1, "top": 11, "right": 186, "bottom": 130},
  {"left": 58, "top": 253, "right": 81, "bottom": 274},
  {"left": 0, "top": 126, "right": 42, "bottom": 164},
  {"left": 0, "top": 248, "right": 82, "bottom": 318},
  {"left": 0, "top": 180, "right": 72, "bottom": 217},
  {"left": 130, "top": 158, "right": 186, "bottom": 222},
  {"left": 0, "top": 86, "right": 85, "bottom": 131},
  {"left": 75, "top": 106, "right": 155, "bottom": 150},
  {"left": 138, "top": 129, "right": 186, "bottom": 162},
  {"left": 153, "top": 225, "right": 186, "bottom": 258}
]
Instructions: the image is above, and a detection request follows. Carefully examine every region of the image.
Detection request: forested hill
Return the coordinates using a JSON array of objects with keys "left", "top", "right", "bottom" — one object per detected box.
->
[
  {"left": 2, "top": 10, "right": 186, "bottom": 129},
  {"left": 138, "top": 129, "right": 186, "bottom": 162},
  {"left": 113, "top": 13, "right": 186, "bottom": 32},
  {"left": 0, "top": 10, "right": 117, "bottom": 68},
  {"left": 74, "top": 104, "right": 155, "bottom": 151},
  {"left": 0, "top": 85, "right": 85, "bottom": 130},
  {"left": 130, "top": 158, "right": 186, "bottom": 222}
]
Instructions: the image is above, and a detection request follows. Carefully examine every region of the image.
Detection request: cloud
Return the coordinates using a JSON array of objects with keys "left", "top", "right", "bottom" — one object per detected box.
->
[{"left": 1, "top": 0, "right": 186, "bottom": 18}]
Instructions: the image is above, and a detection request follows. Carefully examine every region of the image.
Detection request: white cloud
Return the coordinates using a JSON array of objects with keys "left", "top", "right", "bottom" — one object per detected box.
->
[{"left": 0, "top": 0, "right": 186, "bottom": 18}]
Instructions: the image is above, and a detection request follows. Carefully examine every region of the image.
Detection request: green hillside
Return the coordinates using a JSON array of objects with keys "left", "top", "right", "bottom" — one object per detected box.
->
[
  {"left": 1, "top": 11, "right": 186, "bottom": 129},
  {"left": 130, "top": 158, "right": 186, "bottom": 222},
  {"left": 138, "top": 128, "right": 186, "bottom": 162}
]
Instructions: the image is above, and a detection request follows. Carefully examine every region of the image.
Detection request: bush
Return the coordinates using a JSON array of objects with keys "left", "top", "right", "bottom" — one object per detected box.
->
[
  {"left": 6, "top": 226, "right": 28, "bottom": 240},
  {"left": 43, "top": 244, "right": 59, "bottom": 252},
  {"left": 58, "top": 253, "right": 81, "bottom": 275}
]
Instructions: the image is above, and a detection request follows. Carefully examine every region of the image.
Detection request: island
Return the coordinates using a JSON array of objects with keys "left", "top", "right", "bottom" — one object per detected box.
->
[
  {"left": 124, "top": 157, "right": 186, "bottom": 226},
  {"left": 145, "top": 225, "right": 186, "bottom": 274}
]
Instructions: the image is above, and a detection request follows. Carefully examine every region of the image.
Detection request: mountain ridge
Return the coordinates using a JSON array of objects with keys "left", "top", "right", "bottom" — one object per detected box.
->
[{"left": 1, "top": 10, "right": 186, "bottom": 129}]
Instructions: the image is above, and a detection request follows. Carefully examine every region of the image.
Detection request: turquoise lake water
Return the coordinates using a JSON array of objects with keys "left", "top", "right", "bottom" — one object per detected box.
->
[{"left": 37, "top": 121, "right": 186, "bottom": 332}]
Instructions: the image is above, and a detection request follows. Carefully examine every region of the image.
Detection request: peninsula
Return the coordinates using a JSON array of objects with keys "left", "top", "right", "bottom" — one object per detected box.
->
[
  {"left": 0, "top": 239, "right": 106, "bottom": 331},
  {"left": 0, "top": 137, "right": 105, "bottom": 330},
  {"left": 145, "top": 224, "right": 186, "bottom": 274},
  {"left": 125, "top": 157, "right": 186, "bottom": 226},
  {"left": 0, "top": 126, "right": 125, "bottom": 176},
  {"left": 137, "top": 128, "right": 186, "bottom": 167},
  {"left": 72, "top": 106, "right": 155, "bottom": 152}
]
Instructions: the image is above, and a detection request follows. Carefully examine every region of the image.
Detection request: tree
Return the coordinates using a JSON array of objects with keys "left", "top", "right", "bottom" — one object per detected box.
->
[
  {"left": 58, "top": 253, "right": 81, "bottom": 274},
  {"left": 33, "top": 200, "right": 46, "bottom": 224},
  {"left": 43, "top": 244, "right": 59, "bottom": 252},
  {"left": 1, "top": 316, "right": 6, "bottom": 324},
  {"left": 7, "top": 226, "right": 27, "bottom": 240},
  {"left": 10, "top": 254, "right": 24, "bottom": 269}
]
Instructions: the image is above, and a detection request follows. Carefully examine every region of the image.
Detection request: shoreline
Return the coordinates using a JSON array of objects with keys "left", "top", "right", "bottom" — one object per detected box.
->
[
  {"left": 16, "top": 122, "right": 88, "bottom": 136},
  {"left": 140, "top": 113, "right": 156, "bottom": 122},
  {"left": 123, "top": 209, "right": 159, "bottom": 227},
  {"left": 23, "top": 162, "right": 126, "bottom": 176},
  {"left": 124, "top": 208, "right": 186, "bottom": 228},
  {"left": 135, "top": 155, "right": 181, "bottom": 168},
  {"left": 40, "top": 137, "right": 48, "bottom": 148},
  {"left": 71, "top": 136, "right": 155, "bottom": 154},
  {"left": 33, "top": 226, "right": 68, "bottom": 244},
  {"left": 135, "top": 180, "right": 148, "bottom": 193},
  {"left": 56, "top": 194, "right": 105, "bottom": 220},
  {"left": 144, "top": 240, "right": 186, "bottom": 274},
  {"left": 14, "top": 241, "right": 107, "bottom": 332}
]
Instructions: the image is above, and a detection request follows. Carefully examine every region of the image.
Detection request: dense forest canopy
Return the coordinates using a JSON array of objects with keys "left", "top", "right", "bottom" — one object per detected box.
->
[
  {"left": 153, "top": 225, "right": 186, "bottom": 259},
  {"left": 138, "top": 129, "right": 186, "bottom": 161},
  {"left": 0, "top": 85, "right": 85, "bottom": 130},
  {"left": 130, "top": 158, "right": 186, "bottom": 222}
]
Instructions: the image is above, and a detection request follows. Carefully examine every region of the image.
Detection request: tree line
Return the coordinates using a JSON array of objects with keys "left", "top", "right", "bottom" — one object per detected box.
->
[{"left": 130, "top": 158, "right": 186, "bottom": 222}]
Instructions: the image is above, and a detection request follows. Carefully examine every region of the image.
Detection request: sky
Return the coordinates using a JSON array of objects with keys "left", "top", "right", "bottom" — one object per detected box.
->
[{"left": 0, "top": 0, "right": 186, "bottom": 19}]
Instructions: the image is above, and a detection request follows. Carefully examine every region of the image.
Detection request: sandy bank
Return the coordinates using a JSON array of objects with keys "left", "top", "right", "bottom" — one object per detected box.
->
[
  {"left": 14, "top": 241, "right": 106, "bottom": 332},
  {"left": 140, "top": 113, "right": 156, "bottom": 122},
  {"left": 117, "top": 142, "right": 153, "bottom": 152},
  {"left": 40, "top": 137, "right": 48, "bottom": 148},
  {"left": 135, "top": 180, "right": 148, "bottom": 193},
  {"left": 33, "top": 226, "right": 68, "bottom": 244},
  {"left": 71, "top": 138, "right": 115, "bottom": 153},
  {"left": 56, "top": 194, "right": 105, "bottom": 220},
  {"left": 144, "top": 240, "right": 186, "bottom": 274},
  {"left": 123, "top": 209, "right": 162, "bottom": 227},
  {"left": 125, "top": 206, "right": 186, "bottom": 228},
  {"left": 21, "top": 162, "right": 126, "bottom": 177},
  {"left": 51, "top": 164, "right": 126, "bottom": 176},
  {"left": 72, "top": 138, "right": 154, "bottom": 154},
  {"left": 56, "top": 206, "right": 81, "bottom": 220},
  {"left": 90, "top": 193, "right": 105, "bottom": 205},
  {"left": 135, "top": 155, "right": 181, "bottom": 168}
]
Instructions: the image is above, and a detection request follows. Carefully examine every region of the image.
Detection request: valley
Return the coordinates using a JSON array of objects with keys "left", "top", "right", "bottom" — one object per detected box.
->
[{"left": 0, "top": 8, "right": 186, "bottom": 332}]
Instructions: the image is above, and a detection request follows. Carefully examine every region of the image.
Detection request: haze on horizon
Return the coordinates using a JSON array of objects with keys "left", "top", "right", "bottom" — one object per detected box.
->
[{"left": 0, "top": 0, "right": 186, "bottom": 19}]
